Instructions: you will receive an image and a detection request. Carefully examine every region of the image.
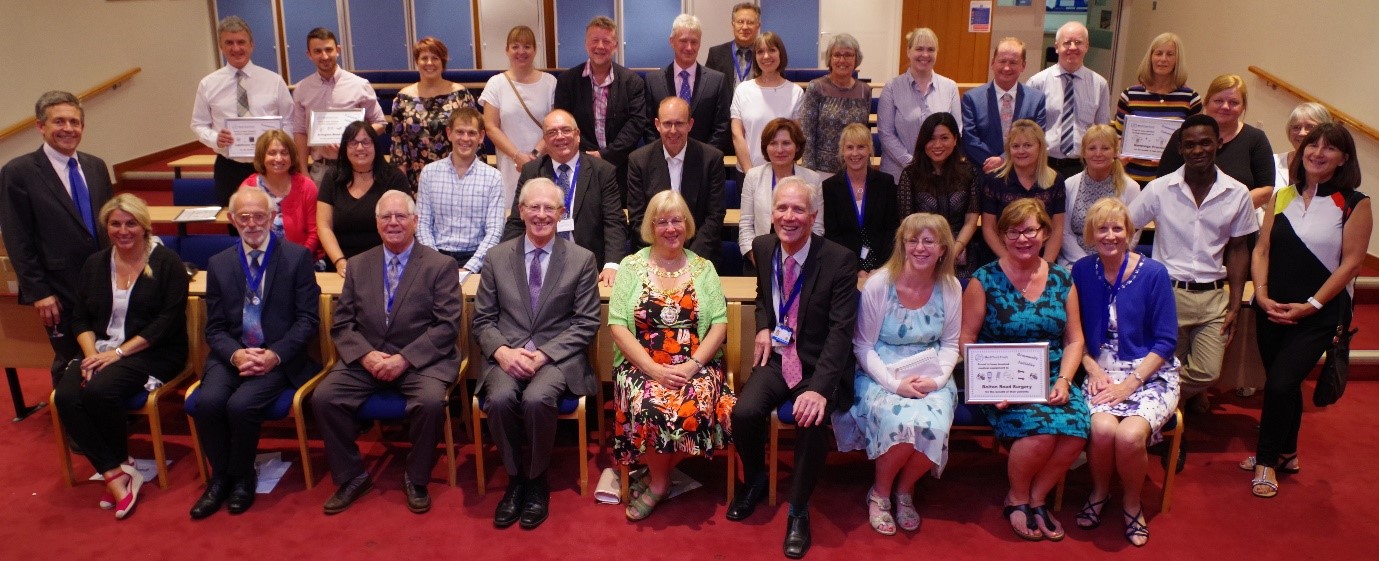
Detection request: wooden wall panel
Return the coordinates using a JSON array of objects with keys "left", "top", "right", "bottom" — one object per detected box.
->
[{"left": 899, "top": 0, "right": 992, "bottom": 84}]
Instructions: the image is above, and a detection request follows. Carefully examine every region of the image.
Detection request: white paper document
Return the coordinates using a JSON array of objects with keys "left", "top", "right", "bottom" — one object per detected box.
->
[{"left": 888, "top": 348, "right": 942, "bottom": 379}]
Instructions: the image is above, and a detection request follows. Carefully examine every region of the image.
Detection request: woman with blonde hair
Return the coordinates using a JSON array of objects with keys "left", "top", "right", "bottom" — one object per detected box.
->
[
  {"left": 878, "top": 27, "right": 962, "bottom": 180},
  {"left": 823, "top": 123, "right": 899, "bottom": 275},
  {"left": 1059, "top": 124, "right": 1140, "bottom": 266},
  {"left": 981, "top": 120, "right": 1065, "bottom": 265},
  {"left": 1157, "top": 74, "right": 1274, "bottom": 204},
  {"left": 1114, "top": 32, "right": 1201, "bottom": 184}
]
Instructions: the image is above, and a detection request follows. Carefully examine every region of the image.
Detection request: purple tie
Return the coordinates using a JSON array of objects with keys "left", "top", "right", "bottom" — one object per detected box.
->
[
  {"left": 526, "top": 248, "right": 544, "bottom": 351},
  {"left": 781, "top": 256, "right": 803, "bottom": 388},
  {"left": 678, "top": 70, "right": 692, "bottom": 102}
]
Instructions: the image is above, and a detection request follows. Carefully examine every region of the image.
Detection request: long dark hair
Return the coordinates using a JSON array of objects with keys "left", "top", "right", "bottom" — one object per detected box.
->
[
  {"left": 1291, "top": 123, "right": 1361, "bottom": 190},
  {"left": 906, "top": 112, "right": 972, "bottom": 196},
  {"left": 332, "top": 121, "right": 390, "bottom": 185}
]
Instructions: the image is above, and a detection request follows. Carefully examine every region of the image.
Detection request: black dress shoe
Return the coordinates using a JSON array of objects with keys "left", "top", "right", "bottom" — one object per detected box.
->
[
  {"left": 226, "top": 475, "right": 257, "bottom": 514},
  {"left": 404, "top": 475, "right": 431, "bottom": 514},
  {"left": 726, "top": 483, "right": 767, "bottom": 521},
  {"left": 518, "top": 477, "right": 550, "bottom": 529},
  {"left": 784, "top": 512, "right": 812, "bottom": 559},
  {"left": 494, "top": 477, "right": 527, "bottom": 528},
  {"left": 189, "top": 478, "right": 231, "bottom": 520},
  {"left": 323, "top": 473, "right": 372, "bottom": 515}
]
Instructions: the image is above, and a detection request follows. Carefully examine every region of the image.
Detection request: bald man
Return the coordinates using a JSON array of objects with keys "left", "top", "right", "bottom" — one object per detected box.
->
[{"left": 626, "top": 97, "right": 726, "bottom": 258}]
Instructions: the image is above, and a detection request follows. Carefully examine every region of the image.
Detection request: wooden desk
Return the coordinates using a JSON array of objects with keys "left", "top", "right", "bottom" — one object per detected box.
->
[
  {"left": 168, "top": 154, "right": 216, "bottom": 179},
  {"left": 723, "top": 155, "right": 880, "bottom": 168},
  {"left": 0, "top": 294, "right": 54, "bottom": 421},
  {"left": 150, "top": 206, "right": 230, "bottom": 237}
]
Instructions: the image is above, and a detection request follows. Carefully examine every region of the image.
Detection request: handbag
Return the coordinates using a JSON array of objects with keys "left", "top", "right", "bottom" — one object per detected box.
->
[{"left": 1313, "top": 306, "right": 1355, "bottom": 407}]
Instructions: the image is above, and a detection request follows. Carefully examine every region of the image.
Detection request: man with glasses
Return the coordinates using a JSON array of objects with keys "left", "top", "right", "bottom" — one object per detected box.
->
[
  {"left": 189, "top": 187, "right": 320, "bottom": 519},
  {"left": 312, "top": 190, "right": 462, "bottom": 515},
  {"left": 473, "top": 178, "right": 601, "bottom": 530},
  {"left": 1026, "top": 21, "right": 1110, "bottom": 181},
  {"left": 643, "top": 14, "right": 733, "bottom": 152},
  {"left": 415, "top": 106, "right": 505, "bottom": 284},
  {"left": 627, "top": 97, "right": 725, "bottom": 258},
  {"left": 502, "top": 110, "right": 626, "bottom": 287},
  {"left": 706, "top": 2, "right": 762, "bottom": 89}
]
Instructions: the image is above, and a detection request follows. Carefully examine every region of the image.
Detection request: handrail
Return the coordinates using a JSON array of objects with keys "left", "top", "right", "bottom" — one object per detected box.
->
[
  {"left": 0, "top": 67, "right": 142, "bottom": 143},
  {"left": 1248, "top": 65, "right": 1379, "bottom": 145}
]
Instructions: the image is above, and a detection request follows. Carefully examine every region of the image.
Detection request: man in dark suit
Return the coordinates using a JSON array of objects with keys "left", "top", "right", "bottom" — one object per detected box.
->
[
  {"left": 189, "top": 187, "right": 320, "bottom": 519},
  {"left": 705, "top": 2, "right": 761, "bottom": 90},
  {"left": 502, "top": 110, "right": 626, "bottom": 287},
  {"left": 727, "top": 178, "right": 859, "bottom": 559},
  {"left": 961, "top": 37, "right": 1047, "bottom": 173},
  {"left": 627, "top": 97, "right": 725, "bottom": 258},
  {"left": 0, "top": 90, "right": 112, "bottom": 389},
  {"left": 643, "top": 14, "right": 733, "bottom": 152},
  {"left": 553, "top": 15, "right": 648, "bottom": 197},
  {"left": 474, "top": 178, "right": 601, "bottom": 530},
  {"left": 312, "top": 190, "right": 462, "bottom": 515}
]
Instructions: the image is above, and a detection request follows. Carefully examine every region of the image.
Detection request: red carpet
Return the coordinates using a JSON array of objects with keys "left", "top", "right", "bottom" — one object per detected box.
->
[{"left": 1, "top": 365, "right": 1376, "bottom": 560}]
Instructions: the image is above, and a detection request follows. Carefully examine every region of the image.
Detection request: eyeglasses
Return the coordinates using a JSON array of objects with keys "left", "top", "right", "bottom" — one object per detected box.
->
[
  {"left": 543, "top": 126, "right": 577, "bottom": 138},
  {"left": 346, "top": 139, "right": 373, "bottom": 148},
  {"left": 657, "top": 120, "right": 690, "bottom": 131},
  {"left": 653, "top": 217, "right": 686, "bottom": 228},
  {"left": 521, "top": 203, "right": 562, "bottom": 215},
  {"left": 1059, "top": 39, "right": 1086, "bottom": 48},
  {"left": 234, "top": 212, "right": 271, "bottom": 224},
  {"left": 732, "top": 19, "right": 758, "bottom": 27},
  {"left": 905, "top": 237, "right": 940, "bottom": 248},
  {"left": 376, "top": 212, "right": 413, "bottom": 223},
  {"left": 1005, "top": 227, "right": 1044, "bottom": 240}
]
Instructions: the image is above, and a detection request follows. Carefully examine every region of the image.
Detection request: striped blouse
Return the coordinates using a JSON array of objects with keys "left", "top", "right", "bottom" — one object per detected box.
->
[{"left": 1114, "top": 85, "right": 1202, "bottom": 184}]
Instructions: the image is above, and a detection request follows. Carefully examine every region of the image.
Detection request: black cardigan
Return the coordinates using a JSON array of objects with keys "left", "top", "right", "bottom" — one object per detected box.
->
[
  {"left": 822, "top": 168, "right": 900, "bottom": 271},
  {"left": 72, "top": 243, "right": 189, "bottom": 379}
]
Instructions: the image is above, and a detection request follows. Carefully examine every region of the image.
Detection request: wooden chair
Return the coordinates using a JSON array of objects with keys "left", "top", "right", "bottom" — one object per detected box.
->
[
  {"left": 183, "top": 294, "right": 335, "bottom": 489},
  {"left": 1157, "top": 409, "right": 1185, "bottom": 513},
  {"left": 51, "top": 297, "right": 205, "bottom": 489}
]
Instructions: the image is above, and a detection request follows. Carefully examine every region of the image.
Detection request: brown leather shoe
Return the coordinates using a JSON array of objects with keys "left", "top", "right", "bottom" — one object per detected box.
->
[{"left": 323, "top": 473, "right": 372, "bottom": 515}]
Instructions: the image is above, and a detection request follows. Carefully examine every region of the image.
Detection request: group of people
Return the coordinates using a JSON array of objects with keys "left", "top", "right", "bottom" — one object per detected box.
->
[{"left": 0, "top": 4, "right": 1371, "bottom": 560}]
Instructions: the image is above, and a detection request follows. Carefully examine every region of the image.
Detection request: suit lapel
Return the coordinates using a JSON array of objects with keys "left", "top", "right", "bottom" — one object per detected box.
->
[
  {"left": 385, "top": 247, "right": 422, "bottom": 333},
  {"left": 661, "top": 64, "right": 677, "bottom": 100},
  {"left": 31, "top": 149, "right": 89, "bottom": 229},
  {"left": 533, "top": 240, "right": 566, "bottom": 323},
  {"left": 571, "top": 154, "right": 594, "bottom": 223},
  {"left": 680, "top": 142, "right": 703, "bottom": 209},
  {"left": 509, "top": 240, "right": 537, "bottom": 327},
  {"left": 796, "top": 236, "right": 827, "bottom": 328},
  {"left": 688, "top": 64, "right": 708, "bottom": 115},
  {"left": 985, "top": 86, "right": 1001, "bottom": 130}
]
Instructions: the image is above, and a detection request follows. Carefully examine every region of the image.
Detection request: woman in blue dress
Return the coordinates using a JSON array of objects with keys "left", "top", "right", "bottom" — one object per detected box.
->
[
  {"left": 834, "top": 213, "right": 962, "bottom": 535},
  {"left": 960, "top": 198, "right": 1090, "bottom": 542}
]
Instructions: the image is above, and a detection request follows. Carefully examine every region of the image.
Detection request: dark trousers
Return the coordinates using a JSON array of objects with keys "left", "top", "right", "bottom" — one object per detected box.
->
[
  {"left": 190, "top": 360, "right": 294, "bottom": 481},
  {"left": 47, "top": 302, "right": 80, "bottom": 388},
  {"left": 480, "top": 364, "right": 568, "bottom": 479},
  {"left": 54, "top": 357, "right": 155, "bottom": 473},
  {"left": 731, "top": 354, "right": 835, "bottom": 507},
  {"left": 214, "top": 155, "right": 257, "bottom": 207},
  {"left": 438, "top": 249, "right": 475, "bottom": 270},
  {"left": 1254, "top": 299, "right": 1345, "bottom": 465},
  {"left": 311, "top": 366, "right": 449, "bottom": 485}
]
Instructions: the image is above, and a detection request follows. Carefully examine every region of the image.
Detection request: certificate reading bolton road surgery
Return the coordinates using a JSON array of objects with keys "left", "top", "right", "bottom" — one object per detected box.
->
[
  {"left": 309, "top": 109, "right": 365, "bottom": 146},
  {"left": 964, "top": 342, "right": 1050, "bottom": 404}
]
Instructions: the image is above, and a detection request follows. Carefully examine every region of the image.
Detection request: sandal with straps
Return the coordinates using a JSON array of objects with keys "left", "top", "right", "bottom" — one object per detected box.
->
[
  {"left": 1123, "top": 508, "right": 1149, "bottom": 547},
  {"left": 1251, "top": 465, "right": 1279, "bottom": 498},
  {"left": 1075, "top": 495, "right": 1109, "bottom": 529},
  {"left": 1002, "top": 504, "right": 1042, "bottom": 541},
  {"left": 894, "top": 493, "right": 921, "bottom": 532},
  {"left": 1030, "top": 504, "right": 1065, "bottom": 541},
  {"left": 1239, "top": 454, "right": 1300, "bottom": 474},
  {"left": 867, "top": 489, "right": 897, "bottom": 535},
  {"left": 624, "top": 487, "right": 667, "bottom": 521}
]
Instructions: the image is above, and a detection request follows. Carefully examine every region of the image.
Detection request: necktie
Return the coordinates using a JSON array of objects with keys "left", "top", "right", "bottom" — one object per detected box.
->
[
  {"left": 241, "top": 249, "right": 264, "bottom": 347},
  {"left": 781, "top": 256, "right": 803, "bottom": 389},
  {"left": 1000, "top": 92, "right": 1015, "bottom": 141},
  {"left": 1058, "top": 73, "right": 1077, "bottom": 157},
  {"left": 678, "top": 70, "right": 692, "bottom": 102},
  {"left": 555, "top": 164, "right": 573, "bottom": 240},
  {"left": 385, "top": 256, "right": 401, "bottom": 324},
  {"left": 66, "top": 158, "right": 95, "bottom": 237},
  {"left": 526, "top": 247, "right": 544, "bottom": 351},
  {"left": 737, "top": 48, "right": 752, "bottom": 83},
  {"left": 235, "top": 70, "right": 249, "bottom": 117}
]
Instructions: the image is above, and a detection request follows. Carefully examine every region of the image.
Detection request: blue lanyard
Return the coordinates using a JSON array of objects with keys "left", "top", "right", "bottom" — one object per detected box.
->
[
  {"left": 771, "top": 166, "right": 794, "bottom": 190},
  {"left": 773, "top": 246, "right": 806, "bottom": 324},
  {"left": 1106, "top": 255, "right": 1130, "bottom": 305},
  {"left": 237, "top": 234, "right": 275, "bottom": 299},
  {"left": 845, "top": 173, "right": 867, "bottom": 227},
  {"left": 731, "top": 44, "right": 752, "bottom": 83},
  {"left": 560, "top": 159, "right": 581, "bottom": 211}
]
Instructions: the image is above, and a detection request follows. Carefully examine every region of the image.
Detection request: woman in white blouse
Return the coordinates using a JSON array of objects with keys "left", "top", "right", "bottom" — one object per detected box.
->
[
  {"left": 833, "top": 213, "right": 962, "bottom": 535},
  {"left": 736, "top": 118, "right": 823, "bottom": 271},
  {"left": 480, "top": 25, "right": 557, "bottom": 207},
  {"left": 730, "top": 31, "right": 804, "bottom": 173}
]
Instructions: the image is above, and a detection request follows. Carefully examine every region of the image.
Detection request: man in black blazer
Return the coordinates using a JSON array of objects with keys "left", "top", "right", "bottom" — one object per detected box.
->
[
  {"left": 627, "top": 97, "right": 725, "bottom": 258},
  {"left": 0, "top": 91, "right": 112, "bottom": 388},
  {"left": 728, "top": 178, "right": 859, "bottom": 559},
  {"left": 502, "top": 110, "right": 627, "bottom": 287},
  {"left": 312, "top": 190, "right": 462, "bottom": 515},
  {"left": 643, "top": 14, "right": 733, "bottom": 152},
  {"left": 553, "top": 16, "right": 648, "bottom": 198},
  {"left": 189, "top": 188, "right": 320, "bottom": 519},
  {"left": 704, "top": 2, "right": 761, "bottom": 89}
]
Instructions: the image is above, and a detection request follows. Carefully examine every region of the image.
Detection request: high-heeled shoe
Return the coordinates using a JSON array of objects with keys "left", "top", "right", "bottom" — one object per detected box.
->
[{"left": 111, "top": 463, "right": 145, "bottom": 520}]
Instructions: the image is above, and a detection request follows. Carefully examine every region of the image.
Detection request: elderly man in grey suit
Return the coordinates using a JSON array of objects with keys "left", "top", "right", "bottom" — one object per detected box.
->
[
  {"left": 312, "top": 189, "right": 462, "bottom": 515},
  {"left": 474, "top": 178, "right": 601, "bottom": 530}
]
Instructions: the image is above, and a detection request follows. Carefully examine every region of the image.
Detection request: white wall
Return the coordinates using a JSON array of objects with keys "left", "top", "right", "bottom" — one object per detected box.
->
[
  {"left": 819, "top": 0, "right": 901, "bottom": 85},
  {"left": 0, "top": 0, "right": 214, "bottom": 170}
]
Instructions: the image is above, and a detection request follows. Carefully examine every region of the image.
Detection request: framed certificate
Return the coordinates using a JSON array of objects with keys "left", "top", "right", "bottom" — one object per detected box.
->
[
  {"left": 309, "top": 109, "right": 365, "bottom": 146},
  {"left": 1120, "top": 115, "right": 1184, "bottom": 160},
  {"left": 964, "top": 342, "right": 1050, "bottom": 404},
  {"left": 226, "top": 116, "right": 284, "bottom": 159}
]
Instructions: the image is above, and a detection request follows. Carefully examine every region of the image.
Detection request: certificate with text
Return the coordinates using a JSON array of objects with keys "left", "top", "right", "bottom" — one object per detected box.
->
[
  {"left": 226, "top": 117, "right": 284, "bottom": 159},
  {"left": 964, "top": 342, "right": 1050, "bottom": 404},
  {"left": 1120, "top": 115, "right": 1183, "bottom": 160},
  {"left": 309, "top": 109, "right": 365, "bottom": 146}
]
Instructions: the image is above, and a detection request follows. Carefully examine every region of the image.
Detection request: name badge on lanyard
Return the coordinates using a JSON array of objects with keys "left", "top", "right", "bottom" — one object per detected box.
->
[
  {"left": 846, "top": 173, "right": 869, "bottom": 260},
  {"left": 238, "top": 235, "right": 274, "bottom": 306},
  {"left": 771, "top": 247, "right": 805, "bottom": 347},
  {"left": 556, "top": 160, "right": 580, "bottom": 234}
]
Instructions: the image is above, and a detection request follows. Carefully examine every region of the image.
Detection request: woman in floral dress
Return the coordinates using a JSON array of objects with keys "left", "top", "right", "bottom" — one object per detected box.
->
[{"left": 390, "top": 36, "right": 476, "bottom": 189}]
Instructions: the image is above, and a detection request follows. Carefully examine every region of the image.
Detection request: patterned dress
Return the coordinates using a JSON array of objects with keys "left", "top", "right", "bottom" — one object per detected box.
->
[
  {"left": 389, "top": 88, "right": 476, "bottom": 188},
  {"left": 833, "top": 283, "right": 956, "bottom": 476},
  {"left": 798, "top": 77, "right": 872, "bottom": 174},
  {"left": 973, "top": 262, "right": 1090, "bottom": 439},
  {"left": 898, "top": 163, "right": 986, "bottom": 279},
  {"left": 612, "top": 268, "right": 736, "bottom": 463}
]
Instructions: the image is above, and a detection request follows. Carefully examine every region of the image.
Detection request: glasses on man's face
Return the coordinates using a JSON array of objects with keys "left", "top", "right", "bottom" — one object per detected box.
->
[
  {"left": 653, "top": 217, "right": 686, "bottom": 228},
  {"left": 544, "top": 126, "right": 576, "bottom": 139},
  {"left": 1059, "top": 39, "right": 1086, "bottom": 49},
  {"left": 658, "top": 120, "right": 689, "bottom": 131},
  {"left": 347, "top": 139, "right": 373, "bottom": 148},
  {"left": 521, "top": 203, "right": 562, "bottom": 215},
  {"left": 1005, "top": 227, "right": 1044, "bottom": 240},
  {"left": 732, "top": 19, "right": 758, "bottom": 27},
  {"left": 235, "top": 212, "right": 271, "bottom": 224},
  {"left": 376, "top": 212, "right": 413, "bottom": 223}
]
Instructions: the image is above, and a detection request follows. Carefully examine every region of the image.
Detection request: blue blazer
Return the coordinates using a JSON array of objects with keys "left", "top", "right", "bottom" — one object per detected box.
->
[
  {"left": 203, "top": 237, "right": 321, "bottom": 386},
  {"left": 961, "top": 82, "right": 1047, "bottom": 166}
]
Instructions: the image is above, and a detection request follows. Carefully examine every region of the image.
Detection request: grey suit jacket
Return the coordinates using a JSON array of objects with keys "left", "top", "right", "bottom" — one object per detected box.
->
[
  {"left": 643, "top": 63, "right": 733, "bottom": 151},
  {"left": 332, "top": 242, "right": 462, "bottom": 383},
  {"left": 472, "top": 236, "right": 601, "bottom": 396},
  {"left": 0, "top": 146, "right": 112, "bottom": 305},
  {"left": 626, "top": 138, "right": 725, "bottom": 257}
]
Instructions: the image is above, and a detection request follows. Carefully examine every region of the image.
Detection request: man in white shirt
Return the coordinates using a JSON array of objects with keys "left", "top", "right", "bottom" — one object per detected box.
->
[
  {"left": 415, "top": 106, "right": 506, "bottom": 284},
  {"left": 190, "top": 16, "right": 294, "bottom": 206},
  {"left": 289, "top": 28, "right": 387, "bottom": 185},
  {"left": 1026, "top": 21, "right": 1110, "bottom": 181},
  {"left": 626, "top": 97, "right": 725, "bottom": 258},
  {"left": 643, "top": 14, "right": 733, "bottom": 152},
  {"left": 1129, "top": 114, "right": 1257, "bottom": 470}
]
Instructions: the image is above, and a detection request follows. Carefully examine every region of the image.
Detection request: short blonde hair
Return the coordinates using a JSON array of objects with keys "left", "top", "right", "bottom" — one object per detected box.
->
[
  {"left": 639, "top": 190, "right": 696, "bottom": 244},
  {"left": 884, "top": 213, "right": 955, "bottom": 282},
  {"left": 1080, "top": 124, "right": 1128, "bottom": 195},
  {"left": 1081, "top": 197, "right": 1134, "bottom": 249},
  {"left": 836, "top": 122, "right": 873, "bottom": 166},
  {"left": 1136, "top": 32, "right": 1187, "bottom": 88},
  {"left": 995, "top": 120, "right": 1056, "bottom": 188},
  {"left": 1205, "top": 74, "right": 1248, "bottom": 111},
  {"left": 906, "top": 27, "right": 938, "bottom": 51}
]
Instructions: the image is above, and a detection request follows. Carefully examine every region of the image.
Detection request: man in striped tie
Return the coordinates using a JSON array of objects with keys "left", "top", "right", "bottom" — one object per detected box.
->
[{"left": 1026, "top": 22, "right": 1110, "bottom": 183}]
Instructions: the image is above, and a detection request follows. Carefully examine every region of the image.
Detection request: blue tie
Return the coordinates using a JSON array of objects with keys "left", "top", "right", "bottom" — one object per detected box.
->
[
  {"left": 241, "top": 249, "right": 264, "bottom": 347},
  {"left": 66, "top": 158, "right": 95, "bottom": 237},
  {"left": 678, "top": 70, "right": 692, "bottom": 102},
  {"left": 555, "top": 164, "right": 573, "bottom": 240}
]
